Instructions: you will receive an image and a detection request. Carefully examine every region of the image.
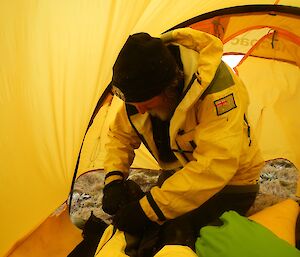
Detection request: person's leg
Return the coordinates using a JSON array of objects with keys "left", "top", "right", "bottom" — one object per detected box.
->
[
  {"left": 146, "top": 171, "right": 258, "bottom": 256},
  {"left": 156, "top": 189, "right": 258, "bottom": 252},
  {"left": 190, "top": 190, "right": 258, "bottom": 230}
]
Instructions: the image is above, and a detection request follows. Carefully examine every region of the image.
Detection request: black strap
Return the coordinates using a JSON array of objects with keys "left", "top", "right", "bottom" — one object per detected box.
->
[
  {"left": 146, "top": 192, "right": 166, "bottom": 222},
  {"left": 243, "top": 114, "right": 252, "bottom": 146},
  {"left": 172, "top": 141, "right": 190, "bottom": 162},
  {"left": 105, "top": 170, "right": 124, "bottom": 180}
]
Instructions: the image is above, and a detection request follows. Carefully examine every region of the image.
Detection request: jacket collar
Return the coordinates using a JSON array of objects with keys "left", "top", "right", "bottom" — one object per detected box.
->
[{"left": 161, "top": 28, "right": 223, "bottom": 142}]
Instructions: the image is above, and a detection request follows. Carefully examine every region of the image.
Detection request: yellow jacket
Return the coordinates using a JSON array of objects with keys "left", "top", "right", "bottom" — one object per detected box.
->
[{"left": 104, "top": 28, "right": 264, "bottom": 223}]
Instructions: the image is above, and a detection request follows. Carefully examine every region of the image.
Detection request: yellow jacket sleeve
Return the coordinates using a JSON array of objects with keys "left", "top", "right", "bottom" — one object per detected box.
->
[
  {"left": 140, "top": 82, "right": 258, "bottom": 222},
  {"left": 103, "top": 99, "right": 141, "bottom": 177}
]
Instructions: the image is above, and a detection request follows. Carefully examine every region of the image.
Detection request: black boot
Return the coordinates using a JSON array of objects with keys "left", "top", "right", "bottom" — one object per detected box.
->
[{"left": 68, "top": 212, "right": 108, "bottom": 257}]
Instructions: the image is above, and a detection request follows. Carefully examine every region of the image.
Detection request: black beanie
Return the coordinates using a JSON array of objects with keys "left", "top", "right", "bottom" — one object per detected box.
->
[{"left": 112, "top": 33, "right": 178, "bottom": 102}]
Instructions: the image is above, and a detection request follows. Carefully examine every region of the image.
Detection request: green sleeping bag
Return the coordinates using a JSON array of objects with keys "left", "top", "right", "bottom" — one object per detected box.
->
[{"left": 195, "top": 211, "right": 300, "bottom": 257}]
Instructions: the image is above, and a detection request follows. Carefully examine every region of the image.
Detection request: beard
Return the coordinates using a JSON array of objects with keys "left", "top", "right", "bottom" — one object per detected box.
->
[
  {"left": 148, "top": 93, "right": 179, "bottom": 121},
  {"left": 149, "top": 109, "right": 172, "bottom": 121}
]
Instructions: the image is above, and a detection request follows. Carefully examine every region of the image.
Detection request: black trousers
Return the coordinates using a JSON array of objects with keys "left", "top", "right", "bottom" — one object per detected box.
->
[
  {"left": 159, "top": 187, "right": 257, "bottom": 247},
  {"left": 137, "top": 171, "right": 258, "bottom": 257}
]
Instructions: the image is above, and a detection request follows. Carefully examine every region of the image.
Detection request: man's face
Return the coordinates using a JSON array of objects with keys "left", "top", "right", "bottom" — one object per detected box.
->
[{"left": 128, "top": 90, "right": 178, "bottom": 121}]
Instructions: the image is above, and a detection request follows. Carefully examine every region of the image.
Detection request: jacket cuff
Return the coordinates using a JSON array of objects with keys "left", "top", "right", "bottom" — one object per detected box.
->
[
  {"left": 104, "top": 171, "right": 124, "bottom": 186},
  {"left": 139, "top": 192, "right": 167, "bottom": 224}
]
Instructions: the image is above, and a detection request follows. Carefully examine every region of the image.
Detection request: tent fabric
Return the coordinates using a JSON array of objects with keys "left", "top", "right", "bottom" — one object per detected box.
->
[
  {"left": 6, "top": 206, "right": 82, "bottom": 257},
  {"left": 1, "top": 1, "right": 299, "bottom": 256},
  {"left": 249, "top": 199, "right": 300, "bottom": 246},
  {"left": 0, "top": 1, "right": 160, "bottom": 255},
  {"left": 237, "top": 57, "right": 300, "bottom": 170}
]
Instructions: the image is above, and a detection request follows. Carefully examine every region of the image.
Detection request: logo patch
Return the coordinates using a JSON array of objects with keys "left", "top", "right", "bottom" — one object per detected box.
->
[{"left": 214, "top": 93, "right": 237, "bottom": 116}]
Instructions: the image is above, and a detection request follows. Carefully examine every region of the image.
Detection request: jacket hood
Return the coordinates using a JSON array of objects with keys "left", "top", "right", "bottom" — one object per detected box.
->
[
  {"left": 160, "top": 28, "right": 223, "bottom": 140},
  {"left": 161, "top": 28, "right": 223, "bottom": 94}
]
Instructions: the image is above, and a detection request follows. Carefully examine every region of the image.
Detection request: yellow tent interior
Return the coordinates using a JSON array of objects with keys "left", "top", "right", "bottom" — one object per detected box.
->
[{"left": 0, "top": 1, "right": 299, "bottom": 256}]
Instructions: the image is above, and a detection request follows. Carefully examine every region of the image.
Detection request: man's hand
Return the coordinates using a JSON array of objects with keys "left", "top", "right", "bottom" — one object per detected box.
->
[
  {"left": 113, "top": 200, "right": 153, "bottom": 235},
  {"left": 102, "top": 178, "right": 144, "bottom": 215},
  {"left": 102, "top": 180, "right": 129, "bottom": 215}
]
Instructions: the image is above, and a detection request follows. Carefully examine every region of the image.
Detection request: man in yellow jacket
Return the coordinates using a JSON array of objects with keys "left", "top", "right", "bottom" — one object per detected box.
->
[{"left": 102, "top": 28, "right": 265, "bottom": 254}]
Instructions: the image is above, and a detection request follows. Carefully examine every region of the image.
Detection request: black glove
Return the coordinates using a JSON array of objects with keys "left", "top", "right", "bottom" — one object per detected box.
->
[
  {"left": 113, "top": 200, "right": 153, "bottom": 235},
  {"left": 102, "top": 179, "right": 127, "bottom": 215},
  {"left": 102, "top": 173, "right": 144, "bottom": 215}
]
